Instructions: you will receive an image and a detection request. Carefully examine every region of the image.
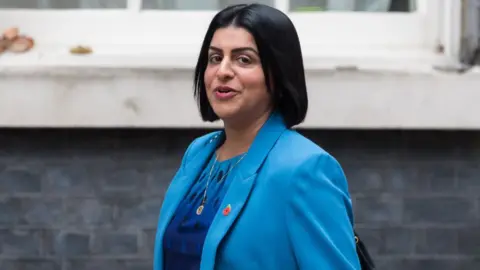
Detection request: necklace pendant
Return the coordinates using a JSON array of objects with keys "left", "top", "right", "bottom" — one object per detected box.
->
[{"left": 196, "top": 205, "right": 204, "bottom": 215}]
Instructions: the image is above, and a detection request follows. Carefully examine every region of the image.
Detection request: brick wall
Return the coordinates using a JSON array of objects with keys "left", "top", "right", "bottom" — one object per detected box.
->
[{"left": 0, "top": 129, "right": 478, "bottom": 270}]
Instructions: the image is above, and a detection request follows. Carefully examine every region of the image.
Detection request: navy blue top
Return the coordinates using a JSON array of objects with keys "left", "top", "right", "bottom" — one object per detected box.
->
[{"left": 163, "top": 153, "right": 244, "bottom": 270}]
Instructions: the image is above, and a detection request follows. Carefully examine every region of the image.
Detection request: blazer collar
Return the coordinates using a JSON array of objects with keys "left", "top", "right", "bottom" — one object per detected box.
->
[
  {"left": 200, "top": 111, "right": 288, "bottom": 270},
  {"left": 187, "top": 111, "right": 288, "bottom": 178}
]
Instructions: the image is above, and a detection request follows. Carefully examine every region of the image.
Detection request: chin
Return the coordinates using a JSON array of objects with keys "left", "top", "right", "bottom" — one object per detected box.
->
[
  {"left": 212, "top": 106, "right": 240, "bottom": 122},
  {"left": 213, "top": 110, "right": 236, "bottom": 121}
]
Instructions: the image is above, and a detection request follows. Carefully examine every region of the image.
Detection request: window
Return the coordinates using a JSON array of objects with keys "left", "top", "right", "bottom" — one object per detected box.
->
[
  {"left": 0, "top": 0, "right": 462, "bottom": 70},
  {"left": 141, "top": 0, "right": 415, "bottom": 11}
]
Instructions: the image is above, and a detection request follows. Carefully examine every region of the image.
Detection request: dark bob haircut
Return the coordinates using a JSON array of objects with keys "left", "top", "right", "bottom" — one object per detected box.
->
[{"left": 193, "top": 3, "right": 308, "bottom": 128}]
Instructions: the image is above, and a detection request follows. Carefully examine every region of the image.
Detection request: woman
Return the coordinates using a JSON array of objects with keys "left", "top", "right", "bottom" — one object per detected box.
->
[{"left": 154, "top": 3, "right": 360, "bottom": 270}]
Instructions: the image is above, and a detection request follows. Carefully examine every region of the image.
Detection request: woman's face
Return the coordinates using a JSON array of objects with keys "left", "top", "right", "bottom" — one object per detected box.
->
[{"left": 204, "top": 26, "right": 272, "bottom": 124}]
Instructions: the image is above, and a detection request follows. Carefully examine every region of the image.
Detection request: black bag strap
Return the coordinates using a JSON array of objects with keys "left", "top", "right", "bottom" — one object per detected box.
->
[{"left": 354, "top": 230, "right": 376, "bottom": 269}]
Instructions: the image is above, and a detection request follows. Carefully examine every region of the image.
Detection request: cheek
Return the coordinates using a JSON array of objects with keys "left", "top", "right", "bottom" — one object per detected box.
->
[
  {"left": 244, "top": 72, "right": 267, "bottom": 95},
  {"left": 204, "top": 67, "right": 216, "bottom": 89},
  {"left": 249, "top": 75, "right": 270, "bottom": 103}
]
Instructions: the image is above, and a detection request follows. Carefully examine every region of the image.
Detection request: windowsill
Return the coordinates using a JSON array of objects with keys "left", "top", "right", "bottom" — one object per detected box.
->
[{"left": 0, "top": 44, "right": 463, "bottom": 74}]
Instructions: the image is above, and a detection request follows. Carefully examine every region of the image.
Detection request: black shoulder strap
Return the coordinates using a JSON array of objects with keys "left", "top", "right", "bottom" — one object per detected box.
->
[{"left": 354, "top": 230, "right": 376, "bottom": 269}]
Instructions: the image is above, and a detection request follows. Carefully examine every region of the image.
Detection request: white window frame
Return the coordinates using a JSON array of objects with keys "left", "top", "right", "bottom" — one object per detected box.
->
[{"left": 0, "top": 0, "right": 463, "bottom": 71}]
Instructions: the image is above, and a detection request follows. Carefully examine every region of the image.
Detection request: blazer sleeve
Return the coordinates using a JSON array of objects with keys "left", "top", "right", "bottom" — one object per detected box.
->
[{"left": 285, "top": 153, "right": 360, "bottom": 270}]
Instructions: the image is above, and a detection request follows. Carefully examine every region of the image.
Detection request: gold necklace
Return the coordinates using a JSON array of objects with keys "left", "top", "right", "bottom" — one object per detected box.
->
[{"left": 196, "top": 153, "right": 247, "bottom": 215}]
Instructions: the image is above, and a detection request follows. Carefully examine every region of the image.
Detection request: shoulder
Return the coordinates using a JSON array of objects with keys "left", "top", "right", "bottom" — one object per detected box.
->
[
  {"left": 272, "top": 129, "right": 341, "bottom": 170},
  {"left": 267, "top": 130, "right": 347, "bottom": 191},
  {"left": 273, "top": 130, "right": 354, "bottom": 222}
]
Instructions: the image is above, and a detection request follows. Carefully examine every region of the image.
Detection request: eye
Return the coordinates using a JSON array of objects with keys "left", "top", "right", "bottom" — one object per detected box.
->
[
  {"left": 237, "top": 56, "right": 252, "bottom": 65},
  {"left": 208, "top": 54, "right": 222, "bottom": 64}
]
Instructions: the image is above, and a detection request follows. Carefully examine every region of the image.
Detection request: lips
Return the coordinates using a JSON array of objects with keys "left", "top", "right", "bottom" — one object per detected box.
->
[
  {"left": 214, "top": 86, "right": 236, "bottom": 93},
  {"left": 213, "top": 86, "right": 238, "bottom": 100}
]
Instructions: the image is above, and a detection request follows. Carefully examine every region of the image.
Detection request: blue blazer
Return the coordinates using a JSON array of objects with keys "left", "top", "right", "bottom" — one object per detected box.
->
[{"left": 154, "top": 113, "right": 361, "bottom": 270}]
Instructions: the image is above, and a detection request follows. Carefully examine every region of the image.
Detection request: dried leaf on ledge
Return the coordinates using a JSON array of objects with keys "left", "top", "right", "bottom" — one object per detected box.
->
[
  {"left": 70, "top": 46, "right": 93, "bottom": 55},
  {"left": 0, "top": 27, "right": 35, "bottom": 54},
  {"left": 8, "top": 36, "right": 35, "bottom": 53}
]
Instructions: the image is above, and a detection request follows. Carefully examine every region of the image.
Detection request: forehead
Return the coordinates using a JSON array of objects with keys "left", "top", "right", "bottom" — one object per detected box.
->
[{"left": 210, "top": 26, "right": 257, "bottom": 50}]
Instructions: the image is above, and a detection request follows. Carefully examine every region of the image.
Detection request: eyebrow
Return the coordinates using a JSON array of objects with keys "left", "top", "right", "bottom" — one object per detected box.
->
[{"left": 209, "top": 46, "right": 259, "bottom": 55}]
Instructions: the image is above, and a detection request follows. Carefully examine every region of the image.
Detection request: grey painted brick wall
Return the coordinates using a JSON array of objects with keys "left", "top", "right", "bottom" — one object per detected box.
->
[{"left": 0, "top": 129, "right": 479, "bottom": 270}]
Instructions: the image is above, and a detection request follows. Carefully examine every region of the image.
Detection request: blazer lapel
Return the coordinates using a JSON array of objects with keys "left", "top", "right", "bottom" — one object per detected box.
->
[
  {"left": 200, "top": 112, "right": 287, "bottom": 270},
  {"left": 155, "top": 131, "right": 222, "bottom": 270}
]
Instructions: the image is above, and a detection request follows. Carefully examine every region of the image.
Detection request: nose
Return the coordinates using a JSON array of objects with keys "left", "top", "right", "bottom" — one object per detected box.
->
[{"left": 216, "top": 58, "right": 234, "bottom": 80}]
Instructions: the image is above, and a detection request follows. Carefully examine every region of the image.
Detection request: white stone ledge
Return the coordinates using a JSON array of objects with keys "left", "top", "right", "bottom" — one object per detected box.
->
[{"left": 1, "top": 66, "right": 480, "bottom": 129}]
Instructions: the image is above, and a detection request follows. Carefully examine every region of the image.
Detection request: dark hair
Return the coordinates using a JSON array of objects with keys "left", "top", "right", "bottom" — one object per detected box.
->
[{"left": 193, "top": 4, "right": 308, "bottom": 128}]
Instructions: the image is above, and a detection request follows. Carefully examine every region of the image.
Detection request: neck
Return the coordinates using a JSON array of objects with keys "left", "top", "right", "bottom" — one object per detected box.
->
[{"left": 218, "top": 111, "right": 271, "bottom": 161}]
